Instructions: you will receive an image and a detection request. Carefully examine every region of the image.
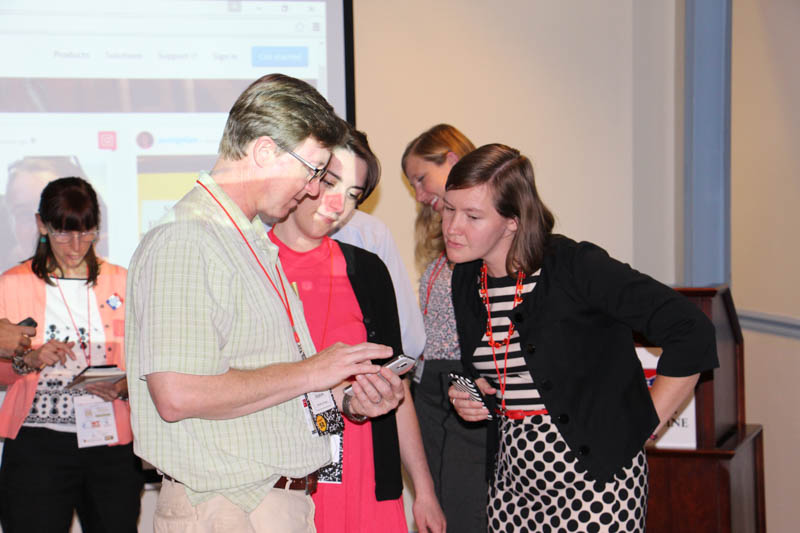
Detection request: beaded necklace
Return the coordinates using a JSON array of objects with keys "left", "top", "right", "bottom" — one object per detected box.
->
[{"left": 479, "top": 262, "right": 525, "bottom": 412}]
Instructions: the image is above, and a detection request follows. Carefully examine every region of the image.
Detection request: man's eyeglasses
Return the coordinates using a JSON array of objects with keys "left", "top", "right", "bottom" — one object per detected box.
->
[
  {"left": 281, "top": 147, "right": 332, "bottom": 184},
  {"left": 47, "top": 226, "right": 99, "bottom": 244}
]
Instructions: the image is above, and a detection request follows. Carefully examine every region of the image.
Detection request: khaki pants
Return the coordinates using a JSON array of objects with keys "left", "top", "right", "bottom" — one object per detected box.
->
[{"left": 154, "top": 478, "right": 316, "bottom": 533}]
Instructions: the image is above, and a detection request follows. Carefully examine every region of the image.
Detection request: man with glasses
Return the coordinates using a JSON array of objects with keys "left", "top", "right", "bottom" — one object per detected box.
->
[
  {"left": 125, "top": 74, "right": 406, "bottom": 532},
  {"left": 280, "top": 145, "right": 333, "bottom": 184}
]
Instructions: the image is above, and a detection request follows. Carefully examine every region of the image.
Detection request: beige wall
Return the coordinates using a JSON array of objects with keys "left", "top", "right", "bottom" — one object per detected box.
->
[
  {"left": 632, "top": 1, "right": 682, "bottom": 285},
  {"left": 741, "top": 332, "right": 800, "bottom": 533},
  {"left": 732, "top": 0, "right": 800, "bottom": 317},
  {"left": 352, "top": 1, "right": 681, "bottom": 530},
  {"left": 732, "top": 1, "right": 800, "bottom": 532},
  {"left": 353, "top": 0, "right": 682, "bottom": 284}
]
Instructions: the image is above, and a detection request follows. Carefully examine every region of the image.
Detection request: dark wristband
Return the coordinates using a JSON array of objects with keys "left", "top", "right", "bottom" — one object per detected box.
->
[{"left": 342, "top": 391, "right": 367, "bottom": 423}]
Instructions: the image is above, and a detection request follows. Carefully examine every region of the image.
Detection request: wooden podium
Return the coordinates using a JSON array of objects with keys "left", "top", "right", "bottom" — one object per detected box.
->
[{"left": 643, "top": 287, "right": 766, "bottom": 533}]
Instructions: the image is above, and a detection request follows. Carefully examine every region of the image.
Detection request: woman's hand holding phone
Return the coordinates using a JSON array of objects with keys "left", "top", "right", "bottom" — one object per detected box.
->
[
  {"left": 448, "top": 375, "right": 497, "bottom": 422},
  {"left": 0, "top": 318, "right": 36, "bottom": 357}
]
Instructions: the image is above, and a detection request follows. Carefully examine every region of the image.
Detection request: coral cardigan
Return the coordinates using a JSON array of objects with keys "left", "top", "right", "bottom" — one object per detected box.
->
[{"left": 0, "top": 260, "right": 132, "bottom": 444}]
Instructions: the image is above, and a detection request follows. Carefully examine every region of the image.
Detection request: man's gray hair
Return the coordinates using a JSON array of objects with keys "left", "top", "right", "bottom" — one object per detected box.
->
[{"left": 218, "top": 74, "right": 347, "bottom": 159}]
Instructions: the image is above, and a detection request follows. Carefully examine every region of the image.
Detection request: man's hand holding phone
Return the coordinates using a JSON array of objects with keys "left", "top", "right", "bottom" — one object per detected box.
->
[
  {"left": 343, "top": 354, "right": 414, "bottom": 395},
  {"left": 341, "top": 354, "right": 414, "bottom": 421}
]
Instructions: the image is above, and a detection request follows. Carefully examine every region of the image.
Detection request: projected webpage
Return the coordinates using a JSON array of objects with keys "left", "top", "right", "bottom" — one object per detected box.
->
[{"left": 0, "top": 0, "right": 344, "bottom": 272}]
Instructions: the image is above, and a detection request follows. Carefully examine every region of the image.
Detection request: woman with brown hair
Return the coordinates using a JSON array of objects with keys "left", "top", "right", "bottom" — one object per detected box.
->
[
  {"left": 402, "top": 125, "right": 490, "bottom": 531},
  {"left": 446, "top": 143, "right": 718, "bottom": 532},
  {"left": 270, "top": 129, "right": 445, "bottom": 533},
  {"left": 0, "top": 177, "right": 143, "bottom": 532}
]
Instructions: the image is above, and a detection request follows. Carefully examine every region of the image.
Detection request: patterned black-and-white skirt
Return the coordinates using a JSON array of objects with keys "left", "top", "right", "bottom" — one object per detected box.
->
[{"left": 489, "top": 413, "right": 648, "bottom": 533}]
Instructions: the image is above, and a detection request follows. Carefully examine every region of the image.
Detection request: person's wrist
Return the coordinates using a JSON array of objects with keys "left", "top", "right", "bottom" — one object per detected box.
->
[
  {"left": 342, "top": 391, "right": 367, "bottom": 423},
  {"left": 11, "top": 351, "right": 35, "bottom": 375},
  {"left": 411, "top": 480, "right": 437, "bottom": 499}
]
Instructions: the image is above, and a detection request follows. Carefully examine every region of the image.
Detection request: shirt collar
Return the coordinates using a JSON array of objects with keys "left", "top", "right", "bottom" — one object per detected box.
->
[{"left": 197, "top": 171, "right": 279, "bottom": 264}]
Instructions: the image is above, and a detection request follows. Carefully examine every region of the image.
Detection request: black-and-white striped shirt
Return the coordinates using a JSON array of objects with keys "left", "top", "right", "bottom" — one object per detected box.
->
[{"left": 473, "top": 270, "right": 544, "bottom": 411}]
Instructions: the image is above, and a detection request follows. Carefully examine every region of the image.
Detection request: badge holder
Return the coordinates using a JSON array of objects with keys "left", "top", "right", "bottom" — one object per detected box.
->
[
  {"left": 74, "top": 395, "right": 119, "bottom": 448},
  {"left": 295, "top": 343, "right": 345, "bottom": 438},
  {"left": 317, "top": 433, "right": 344, "bottom": 484}
]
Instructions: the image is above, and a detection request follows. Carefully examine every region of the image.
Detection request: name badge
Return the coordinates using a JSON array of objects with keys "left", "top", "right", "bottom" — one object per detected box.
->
[
  {"left": 304, "top": 390, "right": 344, "bottom": 437},
  {"left": 317, "top": 434, "right": 343, "bottom": 484},
  {"left": 74, "top": 395, "right": 119, "bottom": 448},
  {"left": 412, "top": 356, "right": 425, "bottom": 384},
  {"left": 294, "top": 340, "right": 344, "bottom": 437}
]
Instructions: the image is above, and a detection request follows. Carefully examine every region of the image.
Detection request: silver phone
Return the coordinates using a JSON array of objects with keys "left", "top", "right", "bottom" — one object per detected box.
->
[
  {"left": 381, "top": 353, "right": 415, "bottom": 374},
  {"left": 343, "top": 354, "right": 415, "bottom": 396}
]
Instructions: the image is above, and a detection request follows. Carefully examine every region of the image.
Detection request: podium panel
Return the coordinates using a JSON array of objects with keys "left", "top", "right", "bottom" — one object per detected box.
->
[
  {"left": 642, "top": 288, "right": 765, "bottom": 532},
  {"left": 646, "top": 426, "right": 765, "bottom": 533}
]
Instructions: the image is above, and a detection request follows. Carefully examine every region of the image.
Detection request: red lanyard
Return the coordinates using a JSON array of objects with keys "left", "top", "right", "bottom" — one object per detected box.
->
[
  {"left": 55, "top": 279, "right": 92, "bottom": 366},
  {"left": 197, "top": 180, "right": 301, "bottom": 344},
  {"left": 423, "top": 251, "right": 448, "bottom": 315},
  {"left": 480, "top": 263, "right": 525, "bottom": 412}
]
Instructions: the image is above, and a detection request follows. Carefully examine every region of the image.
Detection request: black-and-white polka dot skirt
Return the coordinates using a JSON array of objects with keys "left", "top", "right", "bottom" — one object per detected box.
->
[{"left": 489, "top": 413, "right": 648, "bottom": 533}]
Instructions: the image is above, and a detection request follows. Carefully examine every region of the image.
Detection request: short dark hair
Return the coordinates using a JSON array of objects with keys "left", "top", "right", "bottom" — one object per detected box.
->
[
  {"left": 32, "top": 177, "right": 101, "bottom": 285},
  {"left": 218, "top": 74, "right": 347, "bottom": 159},
  {"left": 342, "top": 128, "right": 380, "bottom": 205},
  {"left": 446, "top": 144, "right": 554, "bottom": 276}
]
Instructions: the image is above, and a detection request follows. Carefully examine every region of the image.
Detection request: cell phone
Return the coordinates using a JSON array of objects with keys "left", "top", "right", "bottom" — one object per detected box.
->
[
  {"left": 448, "top": 372, "right": 493, "bottom": 420},
  {"left": 343, "top": 354, "right": 415, "bottom": 396},
  {"left": 382, "top": 353, "right": 415, "bottom": 375},
  {"left": 17, "top": 317, "right": 37, "bottom": 328}
]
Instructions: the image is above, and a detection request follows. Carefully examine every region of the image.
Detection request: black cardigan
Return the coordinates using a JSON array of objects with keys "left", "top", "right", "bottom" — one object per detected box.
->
[
  {"left": 337, "top": 241, "right": 404, "bottom": 501},
  {"left": 452, "top": 234, "right": 719, "bottom": 484}
]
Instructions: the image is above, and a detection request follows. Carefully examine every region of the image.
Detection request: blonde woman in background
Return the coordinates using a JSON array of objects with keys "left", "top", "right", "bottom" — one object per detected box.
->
[{"left": 402, "top": 124, "right": 488, "bottom": 532}]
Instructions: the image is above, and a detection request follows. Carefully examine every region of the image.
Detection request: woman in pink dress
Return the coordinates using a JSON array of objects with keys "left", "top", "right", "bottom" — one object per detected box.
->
[{"left": 270, "top": 128, "right": 445, "bottom": 533}]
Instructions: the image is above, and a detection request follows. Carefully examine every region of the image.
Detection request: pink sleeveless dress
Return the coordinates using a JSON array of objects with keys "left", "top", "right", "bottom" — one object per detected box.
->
[{"left": 270, "top": 233, "right": 407, "bottom": 533}]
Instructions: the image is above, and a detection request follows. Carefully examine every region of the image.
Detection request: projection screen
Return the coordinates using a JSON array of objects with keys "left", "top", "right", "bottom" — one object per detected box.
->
[{"left": 0, "top": 0, "right": 355, "bottom": 272}]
